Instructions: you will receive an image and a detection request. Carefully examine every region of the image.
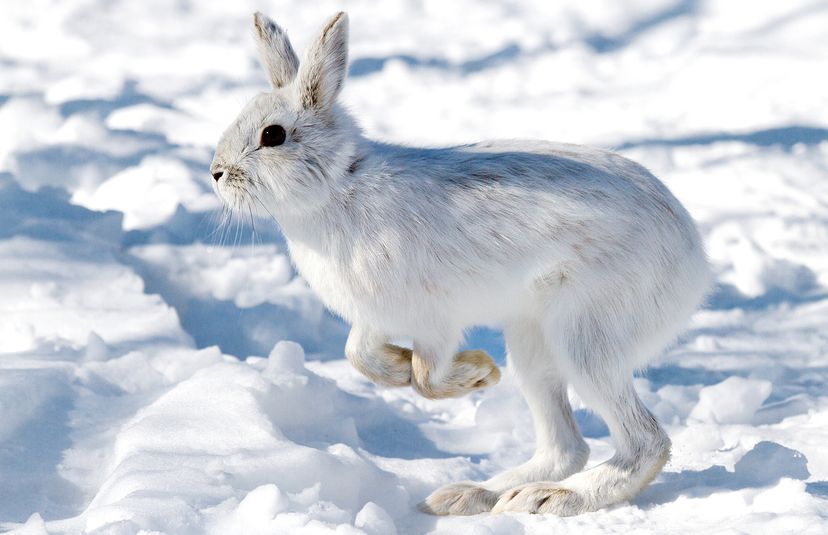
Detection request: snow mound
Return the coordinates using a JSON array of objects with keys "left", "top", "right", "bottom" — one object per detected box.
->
[
  {"left": 80, "top": 343, "right": 408, "bottom": 534},
  {"left": 688, "top": 376, "right": 773, "bottom": 425}
]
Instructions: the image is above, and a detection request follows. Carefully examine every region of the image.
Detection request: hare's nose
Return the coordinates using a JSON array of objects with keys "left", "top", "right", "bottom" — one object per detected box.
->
[{"left": 212, "top": 170, "right": 224, "bottom": 181}]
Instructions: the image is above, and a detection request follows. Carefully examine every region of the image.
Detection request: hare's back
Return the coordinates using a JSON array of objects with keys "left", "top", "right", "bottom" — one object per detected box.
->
[{"left": 456, "top": 139, "right": 656, "bottom": 190}]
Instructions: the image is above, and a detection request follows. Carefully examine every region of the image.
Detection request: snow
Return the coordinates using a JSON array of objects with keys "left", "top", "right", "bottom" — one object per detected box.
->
[
  {"left": 1, "top": 0, "right": 827, "bottom": 533},
  {"left": 688, "top": 376, "right": 773, "bottom": 425}
]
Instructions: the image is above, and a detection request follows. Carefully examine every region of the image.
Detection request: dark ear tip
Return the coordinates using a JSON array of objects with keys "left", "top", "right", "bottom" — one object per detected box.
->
[
  {"left": 327, "top": 12, "right": 348, "bottom": 28},
  {"left": 322, "top": 12, "right": 348, "bottom": 38},
  {"left": 253, "top": 12, "right": 278, "bottom": 33}
]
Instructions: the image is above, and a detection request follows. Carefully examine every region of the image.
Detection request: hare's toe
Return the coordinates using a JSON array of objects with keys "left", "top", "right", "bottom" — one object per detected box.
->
[
  {"left": 491, "top": 483, "right": 586, "bottom": 516},
  {"left": 377, "top": 343, "right": 413, "bottom": 386},
  {"left": 412, "top": 349, "right": 500, "bottom": 399},
  {"left": 454, "top": 350, "right": 501, "bottom": 390},
  {"left": 418, "top": 482, "right": 498, "bottom": 516},
  {"left": 351, "top": 343, "right": 412, "bottom": 387}
]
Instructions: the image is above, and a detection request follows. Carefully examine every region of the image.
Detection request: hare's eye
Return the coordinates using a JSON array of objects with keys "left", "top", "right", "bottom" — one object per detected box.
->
[{"left": 260, "top": 125, "right": 286, "bottom": 147}]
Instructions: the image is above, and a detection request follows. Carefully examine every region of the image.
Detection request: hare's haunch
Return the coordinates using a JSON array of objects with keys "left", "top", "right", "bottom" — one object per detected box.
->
[{"left": 211, "top": 12, "right": 710, "bottom": 516}]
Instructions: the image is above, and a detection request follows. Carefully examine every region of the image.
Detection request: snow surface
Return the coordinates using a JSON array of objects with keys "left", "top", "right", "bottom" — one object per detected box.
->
[{"left": 2, "top": 0, "right": 828, "bottom": 533}]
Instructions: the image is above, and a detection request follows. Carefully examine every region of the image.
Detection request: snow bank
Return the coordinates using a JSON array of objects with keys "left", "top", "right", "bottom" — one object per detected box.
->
[
  {"left": 689, "top": 376, "right": 773, "bottom": 425},
  {"left": 78, "top": 343, "right": 409, "bottom": 534}
]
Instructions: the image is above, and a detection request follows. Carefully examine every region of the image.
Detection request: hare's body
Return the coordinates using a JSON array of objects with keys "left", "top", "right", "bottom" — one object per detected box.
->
[
  {"left": 285, "top": 139, "right": 705, "bottom": 359},
  {"left": 212, "top": 12, "right": 710, "bottom": 517}
]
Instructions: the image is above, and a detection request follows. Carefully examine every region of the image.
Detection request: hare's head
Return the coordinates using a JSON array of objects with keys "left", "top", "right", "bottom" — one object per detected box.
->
[{"left": 211, "top": 12, "right": 358, "bottom": 217}]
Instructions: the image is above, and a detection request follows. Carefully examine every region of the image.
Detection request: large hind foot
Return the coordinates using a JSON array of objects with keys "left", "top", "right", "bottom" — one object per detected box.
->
[
  {"left": 419, "top": 454, "right": 588, "bottom": 516},
  {"left": 412, "top": 349, "right": 500, "bottom": 399},
  {"left": 492, "top": 426, "right": 670, "bottom": 516},
  {"left": 491, "top": 483, "right": 587, "bottom": 515},
  {"left": 421, "top": 481, "right": 585, "bottom": 517},
  {"left": 418, "top": 482, "right": 498, "bottom": 515}
]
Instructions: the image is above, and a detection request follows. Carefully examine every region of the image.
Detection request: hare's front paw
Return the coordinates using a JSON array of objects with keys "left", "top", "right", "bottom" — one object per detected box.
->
[
  {"left": 453, "top": 350, "right": 501, "bottom": 391},
  {"left": 418, "top": 482, "right": 498, "bottom": 516},
  {"left": 349, "top": 343, "right": 412, "bottom": 387},
  {"left": 376, "top": 343, "right": 414, "bottom": 386},
  {"left": 413, "top": 349, "right": 501, "bottom": 399}
]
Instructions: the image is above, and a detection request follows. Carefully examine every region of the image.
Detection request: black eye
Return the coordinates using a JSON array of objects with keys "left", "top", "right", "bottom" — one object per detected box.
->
[{"left": 260, "top": 125, "right": 286, "bottom": 147}]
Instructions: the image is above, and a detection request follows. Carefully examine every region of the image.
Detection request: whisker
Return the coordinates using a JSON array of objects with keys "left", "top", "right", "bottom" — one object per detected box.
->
[
  {"left": 251, "top": 194, "right": 281, "bottom": 231},
  {"left": 205, "top": 207, "right": 228, "bottom": 244},
  {"left": 233, "top": 196, "right": 243, "bottom": 250},
  {"left": 248, "top": 200, "right": 257, "bottom": 254},
  {"left": 219, "top": 205, "right": 232, "bottom": 247}
]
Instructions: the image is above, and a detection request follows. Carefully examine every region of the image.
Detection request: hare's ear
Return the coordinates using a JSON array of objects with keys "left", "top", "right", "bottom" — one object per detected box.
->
[
  {"left": 296, "top": 12, "right": 349, "bottom": 111},
  {"left": 253, "top": 12, "right": 299, "bottom": 89}
]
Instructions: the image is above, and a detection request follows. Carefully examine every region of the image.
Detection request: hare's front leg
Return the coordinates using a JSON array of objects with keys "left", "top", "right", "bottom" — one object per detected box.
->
[
  {"left": 409, "top": 336, "right": 501, "bottom": 400},
  {"left": 346, "top": 325, "right": 500, "bottom": 396},
  {"left": 345, "top": 325, "right": 412, "bottom": 387}
]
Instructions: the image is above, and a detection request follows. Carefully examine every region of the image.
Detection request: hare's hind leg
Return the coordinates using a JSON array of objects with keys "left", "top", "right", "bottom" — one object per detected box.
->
[
  {"left": 492, "top": 380, "right": 668, "bottom": 515},
  {"left": 419, "top": 319, "right": 587, "bottom": 516},
  {"left": 493, "top": 311, "right": 670, "bottom": 515},
  {"left": 485, "top": 320, "right": 589, "bottom": 488}
]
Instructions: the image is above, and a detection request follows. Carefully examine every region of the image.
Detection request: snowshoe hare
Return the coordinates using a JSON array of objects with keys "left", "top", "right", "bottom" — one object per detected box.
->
[{"left": 211, "top": 12, "right": 710, "bottom": 516}]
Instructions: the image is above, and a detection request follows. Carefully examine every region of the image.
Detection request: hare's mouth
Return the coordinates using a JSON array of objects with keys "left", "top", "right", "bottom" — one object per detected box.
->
[
  {"left": 215, "top": 169, "right": 253, "bottom": 209},
  {"left": 214, "top": 169, "right": 277, "bottom": 226},
  {"left": 211, "top": 169, "right": 273, "bottom": 244}
]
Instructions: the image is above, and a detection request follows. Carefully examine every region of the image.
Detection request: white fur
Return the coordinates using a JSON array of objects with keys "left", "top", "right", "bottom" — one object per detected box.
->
[{"left": 211, "top": 12, "right": 711, "bottom": 516}]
